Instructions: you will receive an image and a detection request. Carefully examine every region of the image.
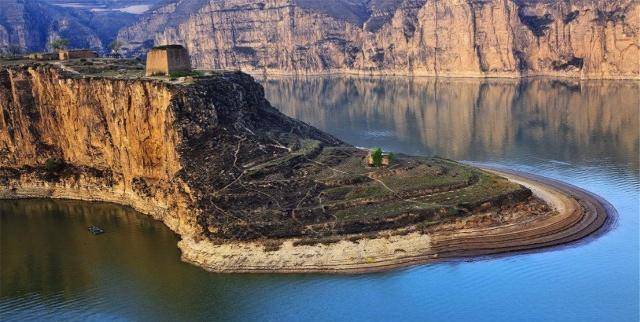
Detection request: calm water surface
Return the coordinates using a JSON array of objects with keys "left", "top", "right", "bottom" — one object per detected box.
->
[{"left": 1, "top": 77, "right": 638, "bottom": 321}]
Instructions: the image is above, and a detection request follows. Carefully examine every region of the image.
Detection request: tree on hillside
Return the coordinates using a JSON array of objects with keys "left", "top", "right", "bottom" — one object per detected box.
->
[{"left": 50, "top": 38, "right": 69, "bottom": 52}]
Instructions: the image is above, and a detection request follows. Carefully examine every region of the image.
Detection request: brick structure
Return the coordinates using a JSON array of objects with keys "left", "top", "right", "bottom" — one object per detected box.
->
[
  {"left": 58, "top": 49, "right": 98, "bottom": 60},
  {"left": 145, "top": 45, "right": 192, "bottom": 76},
  {"left": 26, "top": 52, "right": 58, "bottom": 60}
]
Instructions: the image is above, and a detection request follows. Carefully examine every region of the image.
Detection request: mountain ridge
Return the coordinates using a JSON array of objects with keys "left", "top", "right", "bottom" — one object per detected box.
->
[{"left": 117, "top": 0, "right": 639, "bottom": 78}]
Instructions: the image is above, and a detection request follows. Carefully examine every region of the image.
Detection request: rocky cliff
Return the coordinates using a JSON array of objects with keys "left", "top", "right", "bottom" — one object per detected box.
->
[
  {"left": 118, "top": 0, "right": 640, "bottom": 78},
  {"left": 0, "top": 62, "right": 351, "bottom": 237},
  {"left": 0, "top": 64, "right": 191, "bottom": 233}
]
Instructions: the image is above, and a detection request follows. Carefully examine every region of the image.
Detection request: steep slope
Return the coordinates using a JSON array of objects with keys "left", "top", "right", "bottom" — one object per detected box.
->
[{"left": 118, "top": 0, "right": 640, "bottom": 78}]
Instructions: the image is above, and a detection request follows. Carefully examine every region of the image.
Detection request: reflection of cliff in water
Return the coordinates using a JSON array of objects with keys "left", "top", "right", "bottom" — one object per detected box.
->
[
  {"left": 0, "top": 200, "right": 178, "bottom": 299},
  {"left": 0, "top": 199, "right": 283, "bottom": 320},
  {"left": 263, "top": 77, "right": 639, "bottom": 169}
]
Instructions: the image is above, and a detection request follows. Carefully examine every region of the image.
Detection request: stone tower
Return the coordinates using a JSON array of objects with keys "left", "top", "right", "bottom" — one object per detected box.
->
[{"left": 145, "top": 45, "right": 192, "bottom": 76}]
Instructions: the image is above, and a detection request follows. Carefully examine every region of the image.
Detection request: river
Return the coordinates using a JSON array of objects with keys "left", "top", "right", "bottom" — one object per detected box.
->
[{"left": 1, "top": 77, "right": 638, "bottom": 321}]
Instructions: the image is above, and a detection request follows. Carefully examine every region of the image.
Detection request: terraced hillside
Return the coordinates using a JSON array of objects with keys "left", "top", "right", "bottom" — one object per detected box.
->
[{"left": 195, "top": 144, "right": 531, "bottom": 241}]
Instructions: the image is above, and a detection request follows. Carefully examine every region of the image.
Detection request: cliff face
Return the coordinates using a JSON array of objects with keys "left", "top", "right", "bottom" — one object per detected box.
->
[
  {"left": 118, "top": 0, "right": 639, "bottom": 78},
  {"left": 0, "top": 65, "right": 194, "bottom": 233}
]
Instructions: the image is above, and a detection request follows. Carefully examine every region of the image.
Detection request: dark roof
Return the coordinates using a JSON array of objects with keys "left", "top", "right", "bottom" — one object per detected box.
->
[{"left": 152, "top": 45, "right": 186, "bottom": 50}]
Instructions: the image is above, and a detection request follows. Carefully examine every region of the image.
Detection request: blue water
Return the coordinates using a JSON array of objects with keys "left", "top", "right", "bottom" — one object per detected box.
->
[{"left": 1, "top": 77, "right": 638, "bottom": 321}]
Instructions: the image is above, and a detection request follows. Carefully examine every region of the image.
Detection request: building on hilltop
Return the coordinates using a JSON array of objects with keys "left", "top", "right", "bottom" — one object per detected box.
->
[
  {"left": 58, "top": 49, "right": 98, "bottom": 60},
  {"left": 26, "top": 52, "right": 58, "bottom": 60},
  {"left": 145, "top": 45, "right": 192, "bottom": 76}
]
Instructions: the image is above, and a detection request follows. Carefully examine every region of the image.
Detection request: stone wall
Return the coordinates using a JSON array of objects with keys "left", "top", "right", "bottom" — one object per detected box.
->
[{"left": 59, "top": 50, "right": 98, "bottom": 60}]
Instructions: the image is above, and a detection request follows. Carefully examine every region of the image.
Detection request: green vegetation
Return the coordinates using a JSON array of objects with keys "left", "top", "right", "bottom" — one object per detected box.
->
[
  {"left": 169, "top": 70, "right": 204, "bottom": 78},
  {"left": 50, "top": 38, "right": 69, "bottom": 52},
  {"left": 371, "top": 147, "right": 383, "bottom": 167}
]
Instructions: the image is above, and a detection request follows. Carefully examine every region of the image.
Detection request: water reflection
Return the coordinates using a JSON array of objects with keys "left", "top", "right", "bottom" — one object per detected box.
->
[
  {"left": 1, "top": 78, "right": 638, "bottom": 321},
  {"left": 263, "top": 77, "right": 639, "bottom": 170}
]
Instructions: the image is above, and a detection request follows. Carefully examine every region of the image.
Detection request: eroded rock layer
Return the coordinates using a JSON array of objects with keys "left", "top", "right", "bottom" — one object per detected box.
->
[{"left": 119, "top": 0, "right": 640, "bottom": 78}]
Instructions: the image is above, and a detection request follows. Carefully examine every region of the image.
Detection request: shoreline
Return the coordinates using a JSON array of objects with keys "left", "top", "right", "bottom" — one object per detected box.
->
[
  {"left": 0, "top": 168, "right": 614, "bottom": 274},
  {"left": 178, "top": 167, "right": 613, "bottom": 273},
  {"left": 239, "top": 68, "right": 640, "bottom": 81}
]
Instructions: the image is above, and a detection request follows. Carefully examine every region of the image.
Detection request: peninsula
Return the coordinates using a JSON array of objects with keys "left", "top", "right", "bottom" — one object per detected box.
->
[{"left": 0, "top": 58, "right": 611, "bottom": 273}]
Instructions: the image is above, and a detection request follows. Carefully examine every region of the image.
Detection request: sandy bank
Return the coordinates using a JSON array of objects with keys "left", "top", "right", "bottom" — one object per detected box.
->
[{"left": 177, "top": 168, "right": 613, "bottom": 273}]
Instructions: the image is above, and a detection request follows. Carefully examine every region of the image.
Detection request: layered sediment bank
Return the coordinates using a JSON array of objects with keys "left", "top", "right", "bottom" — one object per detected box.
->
[{"left": 0, "top": 60, "right": 612, "bottom": 273}]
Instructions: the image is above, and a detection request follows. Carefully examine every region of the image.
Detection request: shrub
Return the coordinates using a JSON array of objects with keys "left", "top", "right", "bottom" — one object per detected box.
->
[
  {"left": 168, "top": 70, "right": 204, "bottom": 78},
  {"left": 50, "top": 38, "right": 69, "bottom": 52},
  {"left": 44, "top": 157, "right": 65, "bottom": 173},
  {"left": 371, "top": 148, "right": 383, "bottom": 167},
  {"left": 263, "top": 239, "right": 283, "bottom": 252}
]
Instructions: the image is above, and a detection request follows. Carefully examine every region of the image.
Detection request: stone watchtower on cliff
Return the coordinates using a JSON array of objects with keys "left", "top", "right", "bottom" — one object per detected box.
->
[{"left": 145, "top": 45, "right": 192, "bottom": 76}]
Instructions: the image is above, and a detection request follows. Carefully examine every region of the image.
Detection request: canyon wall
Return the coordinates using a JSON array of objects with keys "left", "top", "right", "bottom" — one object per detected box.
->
[{"left": 119, "top": 0, "right": 640, "bottom": 78}]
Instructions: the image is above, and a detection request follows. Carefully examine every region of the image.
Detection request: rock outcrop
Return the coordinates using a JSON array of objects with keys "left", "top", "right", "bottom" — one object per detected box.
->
[{"left": 118, "top": 0, "right": 640, "bottom": 78}]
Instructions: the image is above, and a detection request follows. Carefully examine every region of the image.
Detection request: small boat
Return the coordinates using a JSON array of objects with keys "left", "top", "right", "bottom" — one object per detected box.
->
[{"left": 87, "top": 225, "right": 105, "bottom": 235}]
